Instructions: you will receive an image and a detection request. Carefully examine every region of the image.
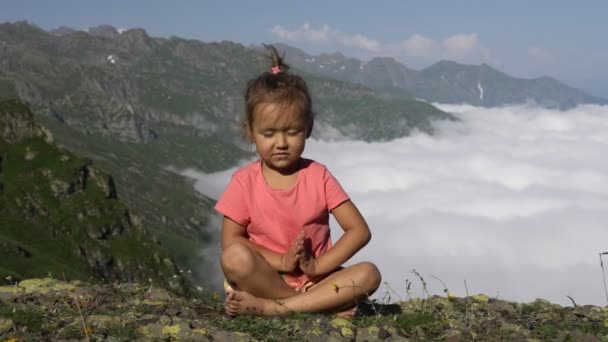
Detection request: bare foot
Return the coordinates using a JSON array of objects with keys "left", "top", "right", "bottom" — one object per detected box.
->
[
  {"left": 335, "top": 305, "right": 358, "bottom": 318},
  {"left": 224, "top": 291, "right": 287, "bottom": 316}
]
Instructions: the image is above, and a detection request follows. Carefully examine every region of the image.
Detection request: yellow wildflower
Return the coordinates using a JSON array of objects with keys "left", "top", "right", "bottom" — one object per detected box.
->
[
  {"left": 447, "top": 293, "right": 455, "bottom": 301},
  {"left": 212, "top": 292, "right": 219, "bottom": 300}
]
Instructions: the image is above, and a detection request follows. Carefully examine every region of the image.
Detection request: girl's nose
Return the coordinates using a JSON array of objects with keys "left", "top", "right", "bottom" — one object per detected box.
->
[{"left": 276, "top": 133, "right": 288, "bottom": 148}]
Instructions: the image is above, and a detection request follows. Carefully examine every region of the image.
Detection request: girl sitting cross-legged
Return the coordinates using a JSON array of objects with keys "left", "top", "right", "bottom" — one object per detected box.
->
[{"left": 215, "top": 45, "right": 382, "bottom": 317}]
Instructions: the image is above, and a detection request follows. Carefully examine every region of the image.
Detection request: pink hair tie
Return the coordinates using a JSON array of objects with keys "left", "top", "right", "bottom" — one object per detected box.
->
[{"left": 271, "top": 66, "right": 281, "bottom": 74}]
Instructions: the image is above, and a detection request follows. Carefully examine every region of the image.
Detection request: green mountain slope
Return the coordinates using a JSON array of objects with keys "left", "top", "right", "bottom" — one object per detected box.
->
[{"left": 0, "top": 98, "right": 186, "bottom": 294}]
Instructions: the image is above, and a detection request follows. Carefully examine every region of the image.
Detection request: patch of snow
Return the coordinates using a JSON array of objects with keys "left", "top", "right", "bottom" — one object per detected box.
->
[
  {"left": 340, "top": 65, "right": 346, "bottom": 70},
  {"left": 305, "top": 57, "right": 315, "bottom": 63},
  {"left": 319, "top": 64, "right": 324, "bottom": 69},
  {"left": 118, "top": 28, "right": 127, "bottom": 34},
  {"left": 478, "top": 82, "right": 484, "bottom": 100},
  {"left": 107, "top": 55, "right": 116, "bottom": 64}
]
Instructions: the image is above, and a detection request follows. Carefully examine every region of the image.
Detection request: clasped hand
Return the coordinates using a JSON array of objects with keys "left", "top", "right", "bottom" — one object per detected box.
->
[{"left": 279, "top": 230, "right": 318, "bottom": 276}]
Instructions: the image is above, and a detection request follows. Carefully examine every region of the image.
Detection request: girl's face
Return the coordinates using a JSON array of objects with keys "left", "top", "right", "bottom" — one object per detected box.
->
[{"left": 249, "top": 102, "right": 307, "bottom": 173}]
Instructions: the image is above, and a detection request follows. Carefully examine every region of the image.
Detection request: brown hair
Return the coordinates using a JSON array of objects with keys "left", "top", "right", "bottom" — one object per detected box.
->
[{"left": 244, "top": 44, "right": 314, "bottom": 139}]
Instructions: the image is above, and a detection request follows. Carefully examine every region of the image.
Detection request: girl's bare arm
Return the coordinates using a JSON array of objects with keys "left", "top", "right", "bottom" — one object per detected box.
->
[
  {"left": 310, "top": 200, "right": 371, "bottom": 275},
  {"left": 221, "top": 216, "right": 301, "bottom": 272}
]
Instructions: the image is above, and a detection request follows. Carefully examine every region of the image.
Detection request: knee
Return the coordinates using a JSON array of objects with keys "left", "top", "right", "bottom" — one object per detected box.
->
[
  {"left": 358, "top": 262, "right": 382, "bottom": 293},
  {"left": 220, "top": 242, "right": 256, "bottom": 279}
]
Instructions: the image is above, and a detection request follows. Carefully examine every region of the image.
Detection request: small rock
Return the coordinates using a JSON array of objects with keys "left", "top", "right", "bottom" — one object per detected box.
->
[
  {"left": 49, "top": 179, "right": 72, "bottom": 198},
  {"left": 24, "top": 149, "right": 38, "bottom": 161},
  {"left": 0, "top": 286, "right": 21, "bottom": 300},
  {"left": 445, "top": 333, "right": 461, "bottom": 342},
  {"left": 0, "top": 318, "right": 14, "bottom": 334},
  {"left": 492, "top": 301, "right": 518, "bottom": 318},
  {"left": 573, "top": 305, "right": 601, "bottom": 320},
  {"left": 340, "top": 326, "right": 354, "bottom": 338},
  {"left": 377, "top": 327, "right": 390, "bottom": 340},
  {"left": 470, "top": 294, "right": 489, "bottom": 303},
  {"left": 18, "top": 278, "right": 76, "bottom": 295},
  {"left": 164, "top": 305, "right": 181, "bottom": 317}
]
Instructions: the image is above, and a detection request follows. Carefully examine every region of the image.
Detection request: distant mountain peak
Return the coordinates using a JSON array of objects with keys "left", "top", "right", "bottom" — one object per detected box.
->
[
  {"left": 50, "top": 26, "right": 77, "bottom": 36},
  {"left": 319, "top": 51, "right": 346, "bottom": 59},
  {"left": 88, "top": 24, "right": 120, "bottom": 40},
  {"left": 369, "top": 56, "right": 399, "bottom": 63}
]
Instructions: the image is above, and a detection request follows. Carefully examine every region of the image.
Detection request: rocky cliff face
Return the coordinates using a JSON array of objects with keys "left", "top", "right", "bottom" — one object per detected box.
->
[
  {"left": 0, "top": 98, "right": 53, "bottom": 144},
  {"left": 0, "top": 98, "right": 186, "bottom": 295},
  {"left": 0, "top": 278, "right": 606, "bottom": 341}
]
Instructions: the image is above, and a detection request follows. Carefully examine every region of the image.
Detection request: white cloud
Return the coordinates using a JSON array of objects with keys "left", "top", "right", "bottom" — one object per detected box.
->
[
  {"left": 337, "top": 33, "right": 380, "bottom": 52},
  {"left": 528, "top": 45, "right": 554, "bottom": 62},
  {"left": 389, "top": 33, "right": 494, "bottom": 67},
  {"left": 441, "top": 33, "right": 491, "bottom": 62},
  {"left": 402, "top": 34, "right": 440, "bottom": 58},
  {"left": 442, "top": 34, "right": 480, "bottom": 55},
  {"left": 268, "top": 23, "right": 494, "bottom": 66},
  {"left": 269, "top": 22, "right": 330, "bottom": 43},
  {"left": 397, "top": 33, "right": 493, "bottom": 65},
  {"left": 184, "top": 103, "right": 608, "bottom": 306},
  {"left": 269, "top": 22, "right": 380, "bottom": 52}
]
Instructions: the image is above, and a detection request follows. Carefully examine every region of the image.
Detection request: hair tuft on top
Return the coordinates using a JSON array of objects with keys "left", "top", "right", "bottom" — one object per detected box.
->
[
  {"left": 263, "top": 43, "right": 290, "bottom": 72},
  {"left": 243, "top": 44, "right": 314, "bottom": 138}
]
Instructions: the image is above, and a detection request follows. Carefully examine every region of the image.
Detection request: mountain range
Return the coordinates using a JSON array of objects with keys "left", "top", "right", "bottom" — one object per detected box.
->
[{"left": 273, "top": 43, "right": 607, "bottom": 109}]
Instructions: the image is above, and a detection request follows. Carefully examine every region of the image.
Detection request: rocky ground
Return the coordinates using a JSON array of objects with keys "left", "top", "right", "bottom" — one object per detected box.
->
[{"left": 0, "top": 278, "right": 607, "bottom": 341}]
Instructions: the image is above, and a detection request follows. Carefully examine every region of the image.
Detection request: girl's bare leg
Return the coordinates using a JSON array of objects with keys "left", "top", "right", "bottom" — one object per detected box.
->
[
  {"left": 221, "top": 242, "right": 298, "bottom": 299},
  {"left": 224, "top": 262, "right": 381, "bottom": 316}
]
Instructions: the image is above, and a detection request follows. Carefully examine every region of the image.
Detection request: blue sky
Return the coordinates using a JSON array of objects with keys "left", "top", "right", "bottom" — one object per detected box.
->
[{"left": 2, "top": 0, "right": 608, "bottom": 94}]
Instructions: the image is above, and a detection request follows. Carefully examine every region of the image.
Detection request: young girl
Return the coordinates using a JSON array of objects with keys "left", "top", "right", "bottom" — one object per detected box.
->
[{"left": 215, "top": 45, "right": 381, "bottom": 316}]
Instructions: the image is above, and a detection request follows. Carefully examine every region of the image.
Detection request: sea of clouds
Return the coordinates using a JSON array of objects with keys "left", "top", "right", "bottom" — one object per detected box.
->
[{"left": 184, "top": 103, "right": 608, "bottom": 306}]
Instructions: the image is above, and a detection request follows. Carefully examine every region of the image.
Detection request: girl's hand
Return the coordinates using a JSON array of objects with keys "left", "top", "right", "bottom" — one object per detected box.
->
[
  {"left": 299, "top": 237, "right": 318, "bottom": 277},
  {"left": 280, "top": 230, "right": 304, "bottom": 272}
]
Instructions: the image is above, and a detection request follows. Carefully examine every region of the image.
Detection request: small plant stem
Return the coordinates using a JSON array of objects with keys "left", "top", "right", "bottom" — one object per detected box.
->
[
  {"left": 411, "top": 269, "right": 430, "bottom": 312},
  {"left": 431, "top": 275, "right": 449, "bottom": 295},
  {"left": 62, "top": 273, "right": 89, "bottom": 342},
  {"left": 383, "top": 281, "right": 403, "bottom": 302},
  {"left": 464, "top": 279, "right": 470, "bottom": 297},
  {"left": 331, "top": 281, "right": 377, "bottom": 316},
  {"left": 600, "top": 252, "right": 608, "bottom": 305},
  {"left": 566, "top": 295, "right": 578, "bottom": 307},
  {"left": 74, "top": 295, "right": 90, "bottom": 342}
]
